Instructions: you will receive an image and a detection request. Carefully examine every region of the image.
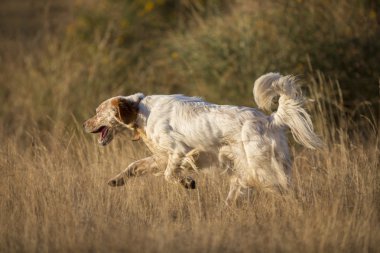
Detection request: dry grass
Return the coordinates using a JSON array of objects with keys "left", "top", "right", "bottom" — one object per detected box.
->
[
  {"left": 1, "top": 70, "right": 379, "bottom": 252},
  {"left": 1, "top": 0, "right": 379, "bottom": 252},
  {"left": 1, "top": 130, "right": 379, "bottom": 253}
]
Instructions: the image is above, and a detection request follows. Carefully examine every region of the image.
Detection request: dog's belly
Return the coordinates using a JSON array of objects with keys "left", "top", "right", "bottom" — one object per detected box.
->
[{"left": 194, "top": 151, "right": 219, "bottom": 169}]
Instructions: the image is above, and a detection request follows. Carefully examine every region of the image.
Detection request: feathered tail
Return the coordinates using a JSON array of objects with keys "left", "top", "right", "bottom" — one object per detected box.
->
[{"left": 253, "top": 73, "right": 323, "bottom": 149}]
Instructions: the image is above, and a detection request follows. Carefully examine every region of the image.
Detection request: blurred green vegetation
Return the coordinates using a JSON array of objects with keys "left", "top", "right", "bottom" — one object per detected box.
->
[
  {"left": 64, "top": 0, "right": 379, "bottom": 104},
  {"left": 0, "top": 0, "right": 379, "bottom": 132}
]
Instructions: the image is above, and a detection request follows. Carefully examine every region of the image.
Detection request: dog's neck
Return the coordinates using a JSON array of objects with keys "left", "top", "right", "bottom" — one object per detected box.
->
[
  {"left": 130, "top": 123, "right": 147, "bottom": 142},
  {"left": 131, "top": 124, "right": 141, "bottom": 141}
]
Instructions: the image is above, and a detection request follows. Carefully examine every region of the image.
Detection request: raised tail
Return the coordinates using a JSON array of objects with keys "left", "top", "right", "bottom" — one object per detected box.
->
[{"left": 253, "top": 73, "right": 323, "bottom": 149}]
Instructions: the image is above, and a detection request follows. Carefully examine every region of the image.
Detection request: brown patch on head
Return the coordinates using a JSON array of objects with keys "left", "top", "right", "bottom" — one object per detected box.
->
[
  {"left": 110, "top": 98, "right": 119, "bottom": 108},
  {"left": 112, "top": 97, "right": 139, "bottom": 125},
  {"left": 83, "top": 116, "right": 100, "bottom": 133}
]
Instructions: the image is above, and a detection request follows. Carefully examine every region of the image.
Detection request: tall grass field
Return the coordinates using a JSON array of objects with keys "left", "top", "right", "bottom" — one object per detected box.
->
[{"left": 1, "top": 0, "right": 379, "bottom": 252}]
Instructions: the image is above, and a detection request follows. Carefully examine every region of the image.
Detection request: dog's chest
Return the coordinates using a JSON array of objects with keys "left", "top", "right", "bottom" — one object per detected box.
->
[{"left": 136, "top": 128, "right": 167, "bottom": 154}]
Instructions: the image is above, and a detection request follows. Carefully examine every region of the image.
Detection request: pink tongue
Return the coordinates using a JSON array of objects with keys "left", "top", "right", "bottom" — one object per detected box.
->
[{"left": 101, "top": 128, "right": 107, "bottom": 138}]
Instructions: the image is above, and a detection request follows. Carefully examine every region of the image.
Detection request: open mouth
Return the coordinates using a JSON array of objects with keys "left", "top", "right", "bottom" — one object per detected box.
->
[{"left": 91, "top": 126, "right": 110, "bottom": 145}]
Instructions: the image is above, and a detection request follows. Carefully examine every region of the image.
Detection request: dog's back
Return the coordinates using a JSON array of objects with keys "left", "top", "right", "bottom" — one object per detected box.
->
[{"left": 139, "top": 94, "right": 269, "bottom": 152}]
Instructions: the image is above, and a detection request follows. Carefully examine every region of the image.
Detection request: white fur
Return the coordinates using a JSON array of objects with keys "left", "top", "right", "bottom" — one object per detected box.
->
[{"left": 85, "top": 73, "right": 322, "bottom": 204}]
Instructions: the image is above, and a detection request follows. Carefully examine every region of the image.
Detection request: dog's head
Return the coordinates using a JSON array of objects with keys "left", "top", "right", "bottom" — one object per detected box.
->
[{"left": 83, "top": 93, "right": 144, "bottom": 146}]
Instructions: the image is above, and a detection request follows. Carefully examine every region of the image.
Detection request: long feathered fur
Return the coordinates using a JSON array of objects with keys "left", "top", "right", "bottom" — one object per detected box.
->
[{"left": 253, "top": 73, "right": 323, "bottom": 149}]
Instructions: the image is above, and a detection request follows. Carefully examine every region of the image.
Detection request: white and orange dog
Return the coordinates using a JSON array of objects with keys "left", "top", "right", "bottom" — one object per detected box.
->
[{"left": 83, "top": 73, "right": 322, "bottom": 204}]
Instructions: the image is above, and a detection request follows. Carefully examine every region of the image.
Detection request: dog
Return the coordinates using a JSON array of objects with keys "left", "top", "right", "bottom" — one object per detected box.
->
[{"left": 83, "top": 73, "right": 322, "bottom": 204}]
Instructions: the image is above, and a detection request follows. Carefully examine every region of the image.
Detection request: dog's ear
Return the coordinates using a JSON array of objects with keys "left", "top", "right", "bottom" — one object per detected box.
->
[{"left": 112, "top": 93, "right": 144, "bottom": 125}]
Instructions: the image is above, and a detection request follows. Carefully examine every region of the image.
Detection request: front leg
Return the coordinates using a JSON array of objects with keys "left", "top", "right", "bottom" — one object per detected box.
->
[
  {"left": 164, "top": 152, "right": 196, "bottom": 189},
  {"left": 108, "top": 156, "right": 160, "bottom": 186}
]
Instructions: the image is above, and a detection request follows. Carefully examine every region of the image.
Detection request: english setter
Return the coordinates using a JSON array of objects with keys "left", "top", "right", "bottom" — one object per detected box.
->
[{"left": 83, "top": 73, "right": 322, "bottom": 204}]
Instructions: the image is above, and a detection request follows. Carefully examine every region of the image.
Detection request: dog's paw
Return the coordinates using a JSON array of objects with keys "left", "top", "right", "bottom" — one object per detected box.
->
[
  {"left": 107, "top": 177, "right": 125, "bottom": 187},
  {"left": 180, "top": 176, "right": 196, "bottom": 189}
]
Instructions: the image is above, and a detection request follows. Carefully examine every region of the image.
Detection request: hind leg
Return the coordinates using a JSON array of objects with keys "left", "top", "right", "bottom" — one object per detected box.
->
[
  {"left": 240, "top": 121, "right": 289, "bottom": 191},
  {"left": 225, "top": 177, "right": 242, "bottom": 206},
  {"left": 218, "top": 146, "right": 235, "bottom": 174}
]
